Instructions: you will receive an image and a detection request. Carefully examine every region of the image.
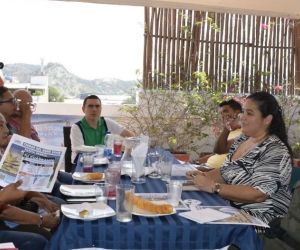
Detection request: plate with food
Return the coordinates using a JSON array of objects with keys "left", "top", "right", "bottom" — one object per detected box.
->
[
  {"left": 130, "top": 195, "right": 176, "bottom": 217},
  {"left": 60, "top": 185, "right": 96, "bottom": 197},
  {"left": 61, "top": 202, "right": 115, "bottom": 221},
  {"left": 80, "top": 156, "right": 109, "bottom": 165},
  {"left": 73, "top": 145, "right": 96, "bottom": 153},
  {"left": 72, "top": 172, "right": 105, "bottom": 183}
]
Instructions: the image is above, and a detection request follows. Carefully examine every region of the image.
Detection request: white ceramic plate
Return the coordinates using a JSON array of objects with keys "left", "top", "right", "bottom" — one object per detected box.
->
[
  {"left": 61, "top": 202, "right": 115, "bottom": 221},
  {"left": 60, "top": 185, "right": 96, "bottom": 197},
  {"left": 132, "top": 200, "right": 176, "bottom": 217},
  {"left": 73, "top": 145, "right": 96, "bottom": 153},
  {"left": 80, "top": 156, "right": 109, "bottom": 165},
  {"left": 72, "top": 172, "right": 105, "bottom": 183}
]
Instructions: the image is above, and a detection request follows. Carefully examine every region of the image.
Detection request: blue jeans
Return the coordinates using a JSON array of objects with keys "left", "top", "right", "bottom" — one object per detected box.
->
[{"left": 0, "top": 230, "right": 48, "bottom": 250}]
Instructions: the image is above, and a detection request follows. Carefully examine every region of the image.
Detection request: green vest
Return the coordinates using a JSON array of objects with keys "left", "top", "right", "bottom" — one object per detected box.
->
[{"left": 75, "top": 117, "right": 108, "bottom": 146}]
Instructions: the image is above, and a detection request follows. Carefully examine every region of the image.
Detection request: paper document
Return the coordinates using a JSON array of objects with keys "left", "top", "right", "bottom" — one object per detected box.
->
[
  {"left": 180, "top": 206, "right": 269, "bottom": 227},
  {"left": 180, "top": 208, "right": 232, "bottom": 223},
  {"left": 0, "top": 134, "right": 66, "bottom": 192},
  {"left": 171, "top": 163, "right": 197, "bottom": 176}
]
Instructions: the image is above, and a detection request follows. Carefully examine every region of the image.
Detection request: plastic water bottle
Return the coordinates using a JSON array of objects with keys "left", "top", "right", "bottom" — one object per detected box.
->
[
  {"left": 104, "top": 131, "right": 112, "bottom": 148},
  {"left": 104, "top": 131, "right": 112, "bottom": 161}
]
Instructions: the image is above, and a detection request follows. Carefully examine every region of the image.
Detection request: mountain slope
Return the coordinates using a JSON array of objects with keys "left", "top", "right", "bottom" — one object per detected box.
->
[{"left": 2, "top": 62, "right": 136, "bottom": 98}]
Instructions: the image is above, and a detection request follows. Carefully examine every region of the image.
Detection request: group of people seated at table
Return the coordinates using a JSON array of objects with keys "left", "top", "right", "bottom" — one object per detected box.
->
[{"left": 0, "top": 80, "right": 296, "bottom": 249}]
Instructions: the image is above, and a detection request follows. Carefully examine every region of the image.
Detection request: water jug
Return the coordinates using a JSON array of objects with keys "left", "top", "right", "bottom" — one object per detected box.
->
[{"left": 120, "top": 137, "right": 141, "bottom": 173}]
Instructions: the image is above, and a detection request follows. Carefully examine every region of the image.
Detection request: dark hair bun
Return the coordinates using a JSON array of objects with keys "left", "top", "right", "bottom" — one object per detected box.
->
[{"left": 0, "top": 63, "right": 4, "bottom": 69}]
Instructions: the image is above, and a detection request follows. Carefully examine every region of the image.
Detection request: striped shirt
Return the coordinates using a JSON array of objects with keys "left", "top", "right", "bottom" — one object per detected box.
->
[{"left": 220, "top": 134, "right": 292, "bottom": 225}]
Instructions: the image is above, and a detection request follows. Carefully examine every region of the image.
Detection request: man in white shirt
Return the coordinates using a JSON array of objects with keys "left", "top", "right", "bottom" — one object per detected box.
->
[{"left": 70, "top": 95, "right": 135, "bottom": 163}]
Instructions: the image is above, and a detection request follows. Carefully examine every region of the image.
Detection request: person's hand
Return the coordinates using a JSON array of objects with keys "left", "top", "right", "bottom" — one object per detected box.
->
[
  {"left": 0, "top": 180, "right": 28, "bottom": 205},
  {"left": 29, "top": 196, "right": 60, "bottom": 213},
  {"left": 17, "top": 99, "right": 32, "bottom": 116},
  {"left": 192, "top": 174, "right": 214, "bottom": 192},
  {"left": 41, "top": 213, "right": 61, "bottom": 229},
  {"left": 186, "top": 170, "right": 204, "bottom": 180}
]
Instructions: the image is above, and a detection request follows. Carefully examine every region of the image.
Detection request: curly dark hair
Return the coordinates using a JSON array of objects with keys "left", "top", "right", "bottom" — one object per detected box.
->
[
  {"left": 247, "top": 91, "right": 292, "bottom": 156},
  {"left": 219, "top": 99, "right": 242, "bottom": 112}
]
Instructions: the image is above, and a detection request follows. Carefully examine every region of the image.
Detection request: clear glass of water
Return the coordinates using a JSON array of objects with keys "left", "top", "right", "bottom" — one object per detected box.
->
[
  {"left": 94, "top": 183, "right": 109, "bottom": 204},
  {"left": 116, "top": 184, "right": 135, "bottom": 222}
]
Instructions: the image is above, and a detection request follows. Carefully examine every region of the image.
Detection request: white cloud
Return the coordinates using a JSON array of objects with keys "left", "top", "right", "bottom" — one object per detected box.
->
[{"left": 1, "top": 0, "right": 144, "bottom": 80}]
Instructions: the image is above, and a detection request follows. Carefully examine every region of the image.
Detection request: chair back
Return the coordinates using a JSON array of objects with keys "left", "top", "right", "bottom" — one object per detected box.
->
[{"left": 63, "top": 126, "right": 72, "bottom": 173}]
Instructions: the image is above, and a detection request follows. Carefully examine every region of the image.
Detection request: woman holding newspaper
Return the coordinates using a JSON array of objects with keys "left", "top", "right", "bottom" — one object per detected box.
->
[
  {"left": 186, "top": 92, "right": 292, "bottom": 228},
  {"left": 0, "top": 113, "right": 60, "bottom": 244}
]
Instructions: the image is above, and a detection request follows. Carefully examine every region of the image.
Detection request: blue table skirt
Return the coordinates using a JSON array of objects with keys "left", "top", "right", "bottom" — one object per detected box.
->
[{"left": 45, "top": 153, "right": 263, "bottom": 250}]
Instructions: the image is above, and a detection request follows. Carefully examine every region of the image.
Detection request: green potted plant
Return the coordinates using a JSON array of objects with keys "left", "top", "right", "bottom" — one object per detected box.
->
[{"left": 118, "top": 72, "right": 222, "bottom": 161}]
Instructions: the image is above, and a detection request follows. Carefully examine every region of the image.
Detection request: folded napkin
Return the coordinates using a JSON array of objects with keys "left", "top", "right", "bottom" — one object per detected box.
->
[
  {"left": 62, "top": 202, "right": 114, "bottom": 217},
  {"left": 123, "top": 166, "right": 155, "bottom": 177},
  {"left": 60, "top": 185, "right": 95, "bottom": 195}
]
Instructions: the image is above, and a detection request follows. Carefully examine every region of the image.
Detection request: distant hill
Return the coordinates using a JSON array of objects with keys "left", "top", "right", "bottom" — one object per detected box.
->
[{"left": 2, "top": 62, "right": 137, "bottom": 98}]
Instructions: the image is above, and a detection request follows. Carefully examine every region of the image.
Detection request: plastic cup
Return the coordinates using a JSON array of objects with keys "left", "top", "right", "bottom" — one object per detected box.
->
[
  {"left": 113, "top": 139, "right": 123, "bottom": 157},
  {"left": 116, "top": 184, "right": 135, "bottom": 222},
  {"left": 225, "top": 114, "right": 241, "bottom": 131},
  {"left": 94, "top": 183, "right": 109, "bottom": 204},
  {"left": 82, "top": 152, "right": 94, "bottom": 173},
  {"left": 131, "top": 155, "right": 146, "bottom": 184},
  {"left": 166, "top": 182, "right": 182, "bottom": 206},
  {"left": 95, "top": 144, "right": 105, "bottom": 159},
  {"left": 160, "top": 156, "right": 173, "bottom": 181},
  {"left": 104, "top": 168, "right": 121, "bottom": 200}
]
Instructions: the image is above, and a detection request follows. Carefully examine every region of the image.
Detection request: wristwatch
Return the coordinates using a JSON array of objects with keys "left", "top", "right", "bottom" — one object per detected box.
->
[{"left": 212, "top": 182, "right": 221, "bottom": 194}]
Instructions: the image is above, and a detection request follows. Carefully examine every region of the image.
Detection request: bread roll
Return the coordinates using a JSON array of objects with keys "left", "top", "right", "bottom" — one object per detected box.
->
[
  {"left": 126, "top": 193, "right": 173, "bottom": 214},
  {"left": 86, "top": 172, "right": 103, "bottom": 180},
  {"left": 79, "top": 209, "right": 90, "bottom": 218}
]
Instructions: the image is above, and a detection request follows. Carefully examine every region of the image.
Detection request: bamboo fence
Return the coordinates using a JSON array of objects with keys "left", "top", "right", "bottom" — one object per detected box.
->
[{"left": 143, "top": 7, "right": 300, "bottom": 95}]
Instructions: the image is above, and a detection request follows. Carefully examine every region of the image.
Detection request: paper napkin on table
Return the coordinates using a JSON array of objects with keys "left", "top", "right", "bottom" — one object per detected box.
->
[
  {"left": 60, "top": 185, "right": 95, "bottom": 195},
  {"left": 179, "top": 208, "right": 231, "bottom": 223}
]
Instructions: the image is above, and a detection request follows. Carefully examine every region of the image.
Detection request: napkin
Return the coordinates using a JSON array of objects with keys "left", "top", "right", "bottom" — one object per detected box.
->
[
  {"left": 139, "top": 133, "right": 149, "bottom": 144},
  {"left": 62, "top": 203, "right": 114, "bottom": 217},
  {"left": 123, "top": 166, "right": 155, "bottom": 176},
  {"left": 60, "top": 185, "right": 95, "bottom": 195}
]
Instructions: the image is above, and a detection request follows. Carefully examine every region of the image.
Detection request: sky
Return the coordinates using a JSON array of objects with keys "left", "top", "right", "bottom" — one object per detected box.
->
[{"left": 1, "top": 0, "right": 144, "bottom": 81}]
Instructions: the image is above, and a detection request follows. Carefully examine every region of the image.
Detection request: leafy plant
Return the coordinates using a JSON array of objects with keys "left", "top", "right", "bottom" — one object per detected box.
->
[
  {"left": 118, "top": 72, "right": 223, "bottom": 155},
  {"left": 292, "top": 143, "right": 300, "bottom": 159}
]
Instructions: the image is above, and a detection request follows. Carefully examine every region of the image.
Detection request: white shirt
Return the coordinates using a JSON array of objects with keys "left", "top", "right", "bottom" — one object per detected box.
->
[{"left": 70, "top": 117, "right": 125, "bottom": 162}]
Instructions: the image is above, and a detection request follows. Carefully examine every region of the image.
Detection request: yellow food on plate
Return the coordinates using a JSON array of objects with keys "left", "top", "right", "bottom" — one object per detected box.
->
[
  {"left": 79, "top": 209, "right": 90, "bottom": 218},
  {"left": 126, "top": 193, "right": 173, "bottom": 214},
  {"left": 86, "top": 172, "right": 103, "bottom": 180}
]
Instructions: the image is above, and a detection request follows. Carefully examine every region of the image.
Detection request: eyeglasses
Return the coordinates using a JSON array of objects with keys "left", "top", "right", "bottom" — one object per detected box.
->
[{"left": 0, "top": 98, "right": 16, "bottom": 105}]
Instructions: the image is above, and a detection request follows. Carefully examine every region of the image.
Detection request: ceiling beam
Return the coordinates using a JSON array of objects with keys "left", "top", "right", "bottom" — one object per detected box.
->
[{"left": 55, "top": 0, "right": 300, "bottom": 19}]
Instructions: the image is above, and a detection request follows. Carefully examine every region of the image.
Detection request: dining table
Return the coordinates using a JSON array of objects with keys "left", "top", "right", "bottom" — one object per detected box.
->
[{"left": 45, "top": 152, "right": 263, "bottom": 250}]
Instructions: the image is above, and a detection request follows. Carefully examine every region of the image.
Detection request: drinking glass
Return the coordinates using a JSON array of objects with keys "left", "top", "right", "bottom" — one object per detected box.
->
[
  {"left": 166, "top": 182, "right": 183, "bottom": 206},
  {"left": 147, "top": 153, "right": 161, "bottom": 179},
  {"left": 104, "top": 168, "right": 121, "bottom": 200},
  {"left": 116, "top": 184, "right": 135, "bottom": 222},
  {"left": 82, "top": 152, "right": 94, "bottom": 173},
  {"left": 113, "top": 138, "right": 123, "bottom": 157},
  {"left": 160, "top": 156, "right": 173, "bottom": 181},
  {"left": 225, "top": 114, "right": 241, "bottom": 131},
  {"left": 94, "top": 183, "right": 109, "bottom": 204}
]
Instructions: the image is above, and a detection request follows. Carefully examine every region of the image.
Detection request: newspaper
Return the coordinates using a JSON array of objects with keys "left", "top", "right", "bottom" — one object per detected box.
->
[
  {"left": 180, "top": 205, "right": 269, "bottom": 227},
  {"left": 0, "top": 134, "right": 66, "bottom": 192}
]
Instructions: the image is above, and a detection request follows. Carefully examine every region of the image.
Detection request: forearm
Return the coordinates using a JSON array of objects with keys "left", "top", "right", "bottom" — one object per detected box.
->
[
  {"left": 19, "top": 114, "right": 32, "bottom": 138},
  {"left": 213, "top": 128, "right": 231, "bottom": 154},
  {"left": 25, "top": 191, "right": 46, "bottom": 201},
  {"left": 0, "top": 205, "right": 40, "bottom": 225},
  {"left": 217, "top": 184, "right": 269, "bottom": 203}
]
